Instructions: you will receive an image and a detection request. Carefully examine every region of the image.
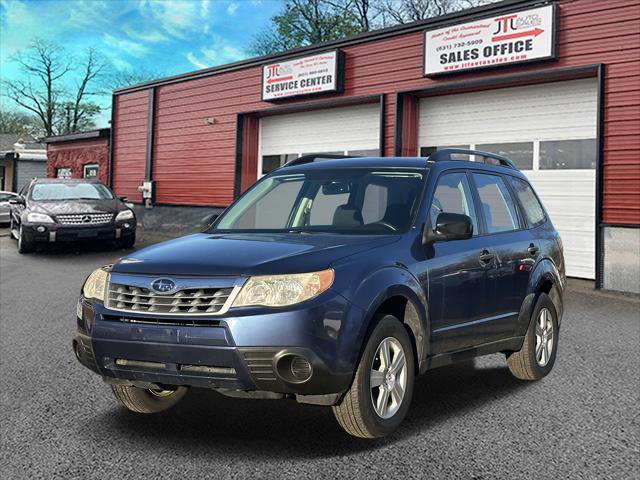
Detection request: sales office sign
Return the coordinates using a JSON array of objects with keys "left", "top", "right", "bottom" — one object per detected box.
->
[
  {"left": 424, "top": 5, "right": 556, "bottom": 76},
  {"left": 262, "top": 50, "right": 344, "bottom": 101}
]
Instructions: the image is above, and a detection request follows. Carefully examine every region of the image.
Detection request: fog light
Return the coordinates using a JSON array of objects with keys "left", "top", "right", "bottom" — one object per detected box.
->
[
  {"left": 291, "top": 356, "right": 312, "bottom": 381},
  {"left": 123, "top": 223, "right": 130, "bottom": 229},
  {"left": 36, "top": 226, "right": 46, "bottom": 233}
]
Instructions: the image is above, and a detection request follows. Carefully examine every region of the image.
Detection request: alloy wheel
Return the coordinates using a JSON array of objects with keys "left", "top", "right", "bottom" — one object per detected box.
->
[
  {"left": 535, "top": 307, "right": 554, "bottom": 367},
  {"left": 370, "top": 337, "right": 408, "bottom": 419}
]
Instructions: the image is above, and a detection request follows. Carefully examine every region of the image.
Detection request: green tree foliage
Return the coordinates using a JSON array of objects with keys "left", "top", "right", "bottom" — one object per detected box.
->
[
  {"left": 249, "top": 0, "right": 364, "bottom": 56},
  {"left": 0, "top": 109, "right": 43, "bottom": 136}
]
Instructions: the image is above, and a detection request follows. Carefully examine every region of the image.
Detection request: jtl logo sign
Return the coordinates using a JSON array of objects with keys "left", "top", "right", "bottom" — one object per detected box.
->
[
  {"left": 265, "top": 63, "right": 293, "bottom": 84},
  {"left": 492, "top": 12, "right": 544, "bottom": 41}
]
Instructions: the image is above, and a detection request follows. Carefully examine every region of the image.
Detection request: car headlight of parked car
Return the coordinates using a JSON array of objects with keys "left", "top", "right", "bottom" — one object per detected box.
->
[
  {"left": 26, "top": 212, "right": 55, "bottom": 223},
  {"left": 115, "top": 209, "right": 135, "bottom": 222},
  {"left": 82, "top": 268, "right": 110, "bottom": 302},
  {"left": 232, "top": 269, "right": 334, "bottom": 308}
]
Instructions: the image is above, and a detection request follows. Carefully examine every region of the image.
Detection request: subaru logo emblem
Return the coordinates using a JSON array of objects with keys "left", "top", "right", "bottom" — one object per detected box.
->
[
  {"left": 81, "top": 215, "right": 91, "bottom": 223},
  {"left": 151, "top": 278, "right": 177, "bottom": 294}
]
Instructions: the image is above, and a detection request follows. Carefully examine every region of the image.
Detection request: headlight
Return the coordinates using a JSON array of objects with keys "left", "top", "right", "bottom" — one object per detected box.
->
[
  {"left": 232, "top": 269, "right": 334, "bottom": 308},
  {"left": 82, "top": 268, "right": 110, "bottom": 302},
  {"left": 26, "top": 212, "right": 54, "bottom": 223},
  {"left": 115, "top": 209, "right": 134, "bottom": 221}
]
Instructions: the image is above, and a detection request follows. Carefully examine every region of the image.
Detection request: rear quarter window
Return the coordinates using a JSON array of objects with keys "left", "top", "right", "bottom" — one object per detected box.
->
[{"left": 507, "top": 176, "right": 546, "bottom": 227}]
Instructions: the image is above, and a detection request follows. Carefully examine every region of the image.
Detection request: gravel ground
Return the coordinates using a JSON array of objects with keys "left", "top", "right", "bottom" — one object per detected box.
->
[{"left": 1, "top": 236, "right": 638, "bottom": 479}]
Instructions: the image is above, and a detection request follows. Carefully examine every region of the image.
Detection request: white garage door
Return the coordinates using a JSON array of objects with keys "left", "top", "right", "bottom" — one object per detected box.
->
[
  {"left": 419, "top": 79, "right": 598, "bottom": 279},
  {"left": 259, "top": 103, "right": 380, "bottom": 177}
]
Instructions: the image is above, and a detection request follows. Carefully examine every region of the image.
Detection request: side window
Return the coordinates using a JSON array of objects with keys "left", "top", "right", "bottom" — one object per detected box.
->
[
  {"left": 431, "top": 172, "right": 478, "bottom": 235},
  {"left": 507, "top": 176, "right": 546, "bottom": 227},
  {"left": 472, "top": 173, "right": 520, "bottom": 234}
]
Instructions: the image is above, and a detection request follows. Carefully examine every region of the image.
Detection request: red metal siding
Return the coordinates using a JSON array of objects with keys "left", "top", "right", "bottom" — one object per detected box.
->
[
  {"left": 47, "top": 138, "right": 109, "bottom": 184},
  {"left": 112, "top": 0, "right": 640, "bottom": 224},
  {"left": 112, "top": 90, "right": 149, "bottom": 202}
]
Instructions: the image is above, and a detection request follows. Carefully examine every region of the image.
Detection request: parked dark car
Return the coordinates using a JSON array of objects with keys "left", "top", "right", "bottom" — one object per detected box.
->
[
  {"left": 74, "top": 150, "right": 565, "bottom": 438},
  {"left": 0, "top": 191, "right": 19, "bottom": 225},
  {"left": 10, "top": 178, "right": 136, "bottom": 253}
]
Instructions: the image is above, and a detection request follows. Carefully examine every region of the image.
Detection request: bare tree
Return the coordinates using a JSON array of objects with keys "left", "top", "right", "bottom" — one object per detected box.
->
[
  {"left": 378, "top": 0, "right": 493, "bottom": 24},
  {"left": 2, "top": 39, "right": 106, "bottom": 136},
  {"left": 101, "top": 68, "right": 165, "bottom": 92}
]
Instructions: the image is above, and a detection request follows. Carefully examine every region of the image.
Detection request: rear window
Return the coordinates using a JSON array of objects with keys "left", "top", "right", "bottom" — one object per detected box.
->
[{"left": 507, "top": 176, "right": 546, "bottom": 227}]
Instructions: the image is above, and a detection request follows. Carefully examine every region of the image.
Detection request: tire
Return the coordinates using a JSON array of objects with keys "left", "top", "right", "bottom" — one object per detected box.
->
[
  {"left": 332, "top": 314, "right": 415, "bottom": 438},
  {"left": 507, "top": 293, "right": 559, "bottom": 381},
  {"left": 111, "top": 385, "right": 188, "bottom": 413},
  {"left": 118, "top": 233, "right": 136, "bottom": 250},
  {"left": 17, "top": 226, "right": 35, "bottom": 254}
]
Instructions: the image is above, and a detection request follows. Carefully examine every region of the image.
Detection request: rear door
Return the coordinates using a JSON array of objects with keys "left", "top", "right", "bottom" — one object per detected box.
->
[{"left": 470, "top": 172, "right": 533, "bottom": 342}]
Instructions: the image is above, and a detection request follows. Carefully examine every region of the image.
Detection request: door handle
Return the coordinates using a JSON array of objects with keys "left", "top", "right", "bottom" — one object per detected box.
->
[
  {"left": 479, "top": 250, "right": 495, "bottom": 264},
  {"left": 528, "top": 244, "right": 539, "bottom": 256}
]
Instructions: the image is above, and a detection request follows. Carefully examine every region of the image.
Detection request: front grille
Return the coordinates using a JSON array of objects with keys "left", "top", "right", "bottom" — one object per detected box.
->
[
  {"left": 107, "top": 283, "right": 234, "bottom": 315},
  {"left": 57, "top": 213, "right": 113, "bottom": 225}
]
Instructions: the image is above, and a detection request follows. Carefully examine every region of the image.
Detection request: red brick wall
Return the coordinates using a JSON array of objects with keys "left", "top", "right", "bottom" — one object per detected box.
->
[{"left": 47, "top": 137, "right": 109, "bottom": 184}]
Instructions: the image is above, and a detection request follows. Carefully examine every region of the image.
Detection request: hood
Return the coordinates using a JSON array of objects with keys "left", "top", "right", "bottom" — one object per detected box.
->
[
  {"left": 112, "top": 232, "right": 400, "bottom": 276},
  {"left": 30, "top": 199, "right": 121, "bottom": 215}
]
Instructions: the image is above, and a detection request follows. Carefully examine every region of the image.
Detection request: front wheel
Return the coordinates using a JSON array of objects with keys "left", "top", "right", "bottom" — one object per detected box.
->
[
  {"left": 116, "top": 233, "right": 136, "bottom": 250},
  {"left": 111, "top": 385, "right": 188, "bottom": 413},
  {"left": 332, "top": 314, "right": 415, "bottom": 438},
  {"left": 17, "top": 226, "right": 35, "bottom": 254},
  {"left": 507, "top": 293, "right": 559, "bottom": 380}
]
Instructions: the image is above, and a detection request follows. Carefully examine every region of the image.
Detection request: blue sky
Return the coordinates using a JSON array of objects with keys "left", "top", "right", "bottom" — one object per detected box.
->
[{"left": 0, "top": 0, "right": 282, "bottom": 126}]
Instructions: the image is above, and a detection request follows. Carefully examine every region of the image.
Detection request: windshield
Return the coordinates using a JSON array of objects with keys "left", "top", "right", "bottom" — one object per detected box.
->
[
  {"left": 215, "top": 169, "right": 425, "bottom": 234},
  {"left": 31, "top": 183, "right": 114, "bottom": 201}
]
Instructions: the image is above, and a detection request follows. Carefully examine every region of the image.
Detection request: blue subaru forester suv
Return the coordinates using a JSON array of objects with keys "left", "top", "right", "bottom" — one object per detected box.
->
[{"left": 74, "top": 150, "right": 565, "bottom": 438}]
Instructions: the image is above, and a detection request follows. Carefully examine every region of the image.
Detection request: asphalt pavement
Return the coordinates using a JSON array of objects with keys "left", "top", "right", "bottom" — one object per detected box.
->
[{"left": 1, "top": 235, "right": 638, "bottom": 479}]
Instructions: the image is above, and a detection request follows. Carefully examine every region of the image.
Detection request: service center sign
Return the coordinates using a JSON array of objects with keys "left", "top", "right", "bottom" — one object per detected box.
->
[
  {"left": 262, "top": 50, "right": 343, "bottom": 101},
  {"left": 424, "top": 5, "right": 555, "bottom": 76}
]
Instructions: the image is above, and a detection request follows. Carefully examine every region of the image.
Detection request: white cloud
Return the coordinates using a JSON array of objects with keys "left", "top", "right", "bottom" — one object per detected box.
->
[
  {"left": 110, "top": 57, "right": 134, "bottom": 71},
  {"left": 138, "top": 0, "right": 211, "bottom": 39},
  {"left": 186, "top": 35, "right": 245, "bottom": 69},
  {"left": 186, "top": 52, "right": 209, "bottom": 69},
  {"left": 122, "top": 24, "right": 168, "bottom": 43},
  {"left": 103, "top": 33, "right": 149, "bottom": 58},
  {"left": 226, "top": 2, "right": 239, "bottom": 15}
]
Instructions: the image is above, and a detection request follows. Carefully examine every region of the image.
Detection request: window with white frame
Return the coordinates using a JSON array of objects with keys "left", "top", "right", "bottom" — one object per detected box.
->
[
  {"left": 83, "top": 164, "right": 99, "bottom": 178},
  {"left": 421, "top": 139, "right": 596, "bottom": 171}
]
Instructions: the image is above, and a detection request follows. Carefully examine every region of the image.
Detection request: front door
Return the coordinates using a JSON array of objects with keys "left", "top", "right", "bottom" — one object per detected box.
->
[{"left": 420, "top": 171, "right": 492, "bottom": 354}]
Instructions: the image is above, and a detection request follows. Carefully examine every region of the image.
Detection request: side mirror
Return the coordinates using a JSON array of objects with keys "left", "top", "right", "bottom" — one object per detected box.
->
[
  {"left": 9, "top": 197, "right": 25, "bottom": 205},
  {"left": 118, "top": 196, "right": 128, "bottom": 202},
  {"left": 422, "top": 212, "right": 473, "bottom": 245}
]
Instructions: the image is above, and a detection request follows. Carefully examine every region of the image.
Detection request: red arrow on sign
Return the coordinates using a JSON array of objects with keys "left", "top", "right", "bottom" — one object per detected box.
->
[
  {"left": 266, "top": 75, "right": 294, "bottom": 84},
  {"left": 492, "top": 28, "right": 544, "bottom": 42}
]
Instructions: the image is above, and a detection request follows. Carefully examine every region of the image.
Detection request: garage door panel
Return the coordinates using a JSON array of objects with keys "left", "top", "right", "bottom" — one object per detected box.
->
[
  {"left": 260, "top": 104, "right": 380, "bottom": 156},
  {"left": 419, "top": 79, "right": 597, "bottom": 279}
]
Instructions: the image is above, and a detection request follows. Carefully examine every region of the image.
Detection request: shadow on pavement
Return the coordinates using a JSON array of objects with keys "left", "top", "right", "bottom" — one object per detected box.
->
[{"left": 88, "top": 359, "right": 527, "bottom": 459}]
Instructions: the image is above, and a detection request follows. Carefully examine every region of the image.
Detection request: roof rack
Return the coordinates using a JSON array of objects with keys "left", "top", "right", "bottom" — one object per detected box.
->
[
  {"left": 428, "top": 149, "right": 517, "bottom": 170},
  {"left": 283, "top": 154, "right": 358, "bottom": 168}
]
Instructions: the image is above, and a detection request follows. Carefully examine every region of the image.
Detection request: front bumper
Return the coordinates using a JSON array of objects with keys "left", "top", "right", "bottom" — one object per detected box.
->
[
  {"left": 74, "top": 292, "right": 364, "bottom": 397},
  {"left": 22, "top": 221, "right": 135, "bottom": 243}
]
